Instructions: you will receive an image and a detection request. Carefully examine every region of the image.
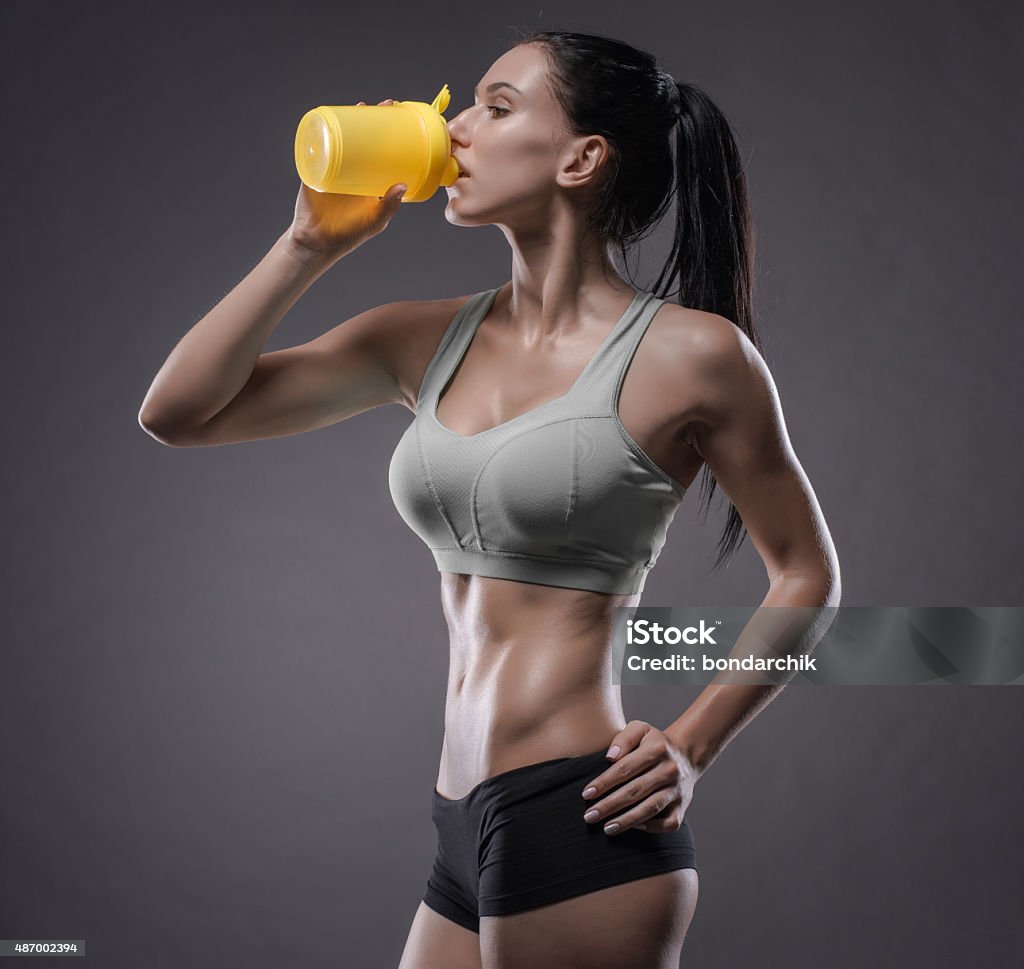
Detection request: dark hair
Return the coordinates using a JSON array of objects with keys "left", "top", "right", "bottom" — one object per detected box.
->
[{"left": 511, "top": 27, "right": 763, "bottom": 573}]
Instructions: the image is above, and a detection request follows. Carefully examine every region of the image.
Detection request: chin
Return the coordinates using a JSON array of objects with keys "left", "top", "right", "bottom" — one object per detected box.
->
[{"left": 443, "top": 198, "right": 489, "bottom": 228}]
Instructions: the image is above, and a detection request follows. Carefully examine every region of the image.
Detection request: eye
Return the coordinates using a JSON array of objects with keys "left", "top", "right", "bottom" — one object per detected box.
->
[{"left": 485, "top": 105, "right": 510, "bottom": 118}]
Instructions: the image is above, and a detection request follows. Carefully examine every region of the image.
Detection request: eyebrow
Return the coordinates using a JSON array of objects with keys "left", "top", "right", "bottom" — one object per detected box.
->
[{"left": 473, "top": 81, "right": 523, "bottom": 99}]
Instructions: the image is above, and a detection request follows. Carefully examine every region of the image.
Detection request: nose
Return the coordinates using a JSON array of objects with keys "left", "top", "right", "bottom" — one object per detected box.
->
[{"left": 446, "top": 105, "right": 472, "bottom": 140}]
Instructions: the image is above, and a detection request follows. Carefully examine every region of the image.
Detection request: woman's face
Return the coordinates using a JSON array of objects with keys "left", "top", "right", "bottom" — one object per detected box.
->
[{"left": 444, "top": 43, "right": 589, "bottom": 231}]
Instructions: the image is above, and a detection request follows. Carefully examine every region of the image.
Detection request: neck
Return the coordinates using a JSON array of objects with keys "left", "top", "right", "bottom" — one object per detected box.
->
[{"left": 497, "top": 215, "right": 634, "bottom": 336}]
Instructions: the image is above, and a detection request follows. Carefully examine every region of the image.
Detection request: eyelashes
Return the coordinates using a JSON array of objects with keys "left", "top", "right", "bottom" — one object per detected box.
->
[{"left": 465, "top": 103, "right": 511, "bottom": 119}]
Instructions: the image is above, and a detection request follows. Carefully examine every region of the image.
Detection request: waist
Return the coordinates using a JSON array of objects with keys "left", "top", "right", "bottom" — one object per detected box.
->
[
  {"left": 440, "top": 573, "right": 634, "bottom": 716},
  {"left": 437, "top": 704, "right": 626, "bottom": 802},
  {"left": 437, "top": 625, "right": 627, "bottom": 799}
]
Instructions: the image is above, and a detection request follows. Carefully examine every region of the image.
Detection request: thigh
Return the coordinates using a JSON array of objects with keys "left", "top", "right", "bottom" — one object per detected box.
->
[
  {"left": 479, "top": 868, "right": 698, "bottom": 969},
  {"left": 398, "top": 902, "right": 483, "bottom": 969}
]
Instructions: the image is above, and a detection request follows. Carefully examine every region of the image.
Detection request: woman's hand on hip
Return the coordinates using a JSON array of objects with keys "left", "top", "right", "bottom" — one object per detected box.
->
[{"left": 580, "top": 720, "right": 699, "bottom": 836}]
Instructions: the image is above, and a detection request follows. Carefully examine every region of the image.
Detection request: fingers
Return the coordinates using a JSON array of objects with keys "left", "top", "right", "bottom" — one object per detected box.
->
[
  {"left": 582, "top": 754, "right": 684, "bottom": 831},
  {"left": 583, "top": 778, "right": 681, "bottom": 835},
  {"left": 376, "top": 182, "right": 407, "bottom": 205},
  {"left": 581, "top": 726, "right": 685, "bottom": 835},
  {"left": 634, "top": 783, "right": 692, "bottom": 833},
  {"left": 604, "top": 719, "right": 654, "bottom": 763},
  {"left": 580, "top": 720, "right": 658, "bottom": 798},
  {"left": 582, "top": 759, "right": 680, "bottom": 823},
  {"left": 614, "top": 787, "right": 684, "bottom": 833}
]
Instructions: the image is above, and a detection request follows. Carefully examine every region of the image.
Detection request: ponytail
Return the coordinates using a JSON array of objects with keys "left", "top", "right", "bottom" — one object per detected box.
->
[{"left": 654, "top": 80, "right": 762, "bottom": 570}]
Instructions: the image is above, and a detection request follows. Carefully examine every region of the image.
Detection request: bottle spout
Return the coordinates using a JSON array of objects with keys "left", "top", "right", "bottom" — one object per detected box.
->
[
  {"left": 430, "top": 84, "right": 452, "bottom": 115},
  {"left": 439, "top": 155, "right": 460, "bottom": 187}
]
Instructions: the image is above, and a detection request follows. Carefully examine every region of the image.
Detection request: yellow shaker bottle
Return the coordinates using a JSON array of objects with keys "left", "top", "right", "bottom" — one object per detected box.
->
[{"left": 294, "top": 84, "right": 460, "bottom": 203}]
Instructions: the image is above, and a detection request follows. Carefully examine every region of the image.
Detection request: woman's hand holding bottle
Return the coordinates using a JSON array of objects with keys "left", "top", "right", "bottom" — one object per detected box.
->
[{"left": 287, "top": 98, "right": 407, "bottom": 264}]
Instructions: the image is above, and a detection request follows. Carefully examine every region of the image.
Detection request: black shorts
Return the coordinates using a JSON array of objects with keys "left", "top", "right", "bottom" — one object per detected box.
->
[{"left": 423, "top": 747, "right": 697, "bottom": 934}]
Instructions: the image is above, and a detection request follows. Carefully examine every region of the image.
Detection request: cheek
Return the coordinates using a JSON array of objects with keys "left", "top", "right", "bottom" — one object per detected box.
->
[
  {"left": 481, "top": 122, "right": 555, "bottom": 167},
  {"left": 511, "top": 131, "right": 556, "bottom": 167},
  {"left": 487, "top": 143, "right": 558, "bottom": 196}
]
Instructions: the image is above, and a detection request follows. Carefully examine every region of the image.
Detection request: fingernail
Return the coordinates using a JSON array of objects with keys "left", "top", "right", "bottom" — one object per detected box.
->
[
  {"left": 606, "top": 745, "right": 621, "bottom": 759},
  {"left": 583, "top": 809, "right": 599, "bottom": 822},
  {"left": 582, "top": 786, "right": 597, "bottom": 799},
  {"left": 604, "top": 822, "right": 620, "bottom": 834}
]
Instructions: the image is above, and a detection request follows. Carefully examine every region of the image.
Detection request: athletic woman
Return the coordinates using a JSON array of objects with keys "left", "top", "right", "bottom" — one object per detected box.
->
[{"left": 140, "top": 29, "right": 840, "bottom": 969}]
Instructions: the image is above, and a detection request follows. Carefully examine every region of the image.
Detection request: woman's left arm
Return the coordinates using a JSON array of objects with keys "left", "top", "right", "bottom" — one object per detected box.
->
[{"left": 582, "top": 314, "right": 841, "bottom": 835}]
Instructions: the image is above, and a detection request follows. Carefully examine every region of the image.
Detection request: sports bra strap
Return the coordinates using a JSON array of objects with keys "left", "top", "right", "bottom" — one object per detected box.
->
[
  {"left": 416, "top": 290, "right": 496, "bottom": 410},
  {"left": 418, "top": 287, "right": 667, "bottom": 416},
  {"left": 574, "top": 289, "right": 667, "bottom": 415}
]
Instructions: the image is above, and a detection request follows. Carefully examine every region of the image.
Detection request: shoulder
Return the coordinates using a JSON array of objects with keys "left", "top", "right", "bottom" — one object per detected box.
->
[
  {"left": 646, "top": 301, "right": 774, "bottom": 423},
  {"left": 368, "top": 291, "right": 476, "bottom": 337},
  {"left": 369, "top": 290, "right": 484, "bottom": 411},
  {"left": 651, "top": 301, "right": 757, "bottom": 362}
]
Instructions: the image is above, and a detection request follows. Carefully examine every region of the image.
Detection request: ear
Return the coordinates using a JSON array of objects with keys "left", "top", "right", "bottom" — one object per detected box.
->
[{"left": 556, "top": 134, "right": 613, "bottom": 191}]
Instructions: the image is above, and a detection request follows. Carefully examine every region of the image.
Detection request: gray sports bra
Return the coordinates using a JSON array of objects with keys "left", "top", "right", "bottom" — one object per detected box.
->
[{"left": 388, "top": 286, "right": 688, "bottom": 595}]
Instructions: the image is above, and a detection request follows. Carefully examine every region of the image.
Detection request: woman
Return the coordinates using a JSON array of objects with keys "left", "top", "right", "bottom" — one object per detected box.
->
[{"left": 139, "top": 28, "right": 840, "bottom": 969}]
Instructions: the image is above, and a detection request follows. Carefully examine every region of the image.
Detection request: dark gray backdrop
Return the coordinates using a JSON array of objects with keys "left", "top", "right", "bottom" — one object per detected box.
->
[{"left": 2, "top": 1, "right": 1021, "bottom": 966}]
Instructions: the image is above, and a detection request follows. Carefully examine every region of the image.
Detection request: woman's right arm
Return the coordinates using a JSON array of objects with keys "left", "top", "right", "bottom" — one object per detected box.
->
[
  {"left": 139, "top": 97, "right": 421, "bottom": 447},
  {"left": 138, "top": 228, "right": 407, "bottom": 447}
]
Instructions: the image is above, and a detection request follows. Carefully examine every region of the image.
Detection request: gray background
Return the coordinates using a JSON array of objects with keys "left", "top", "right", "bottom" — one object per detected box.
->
[{"left": 2, "top": 1, "right": 1022, "bottom": 966}]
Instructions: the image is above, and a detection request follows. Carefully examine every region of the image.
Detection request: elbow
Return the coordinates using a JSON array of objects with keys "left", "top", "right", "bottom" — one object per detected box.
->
[
  {"left": 824, "top": 566, "right": 841, "bottom": 608},
  {"left": 138, "top": 392, "right": 178, "bottom": 445},
  {"left": 768, "top": 556, "right": 841, "bottom": 608},
  {"left": 138, "top": 387, "right": 214, "bottom": 445},
  {"left": 137, "top": 408, "right": 193, "bottom": 447},
  {"left": 812, "top": 557, "right": 842, "bottom": 608},
  {"left": 803, "top": 543, "right": 842, "bottom": 608},
  {"left": 808, "top": 571, "right": 842, "bottom": 609},
  {"left": 824, "top": 544, "right": 842, "bottom": 607}
]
